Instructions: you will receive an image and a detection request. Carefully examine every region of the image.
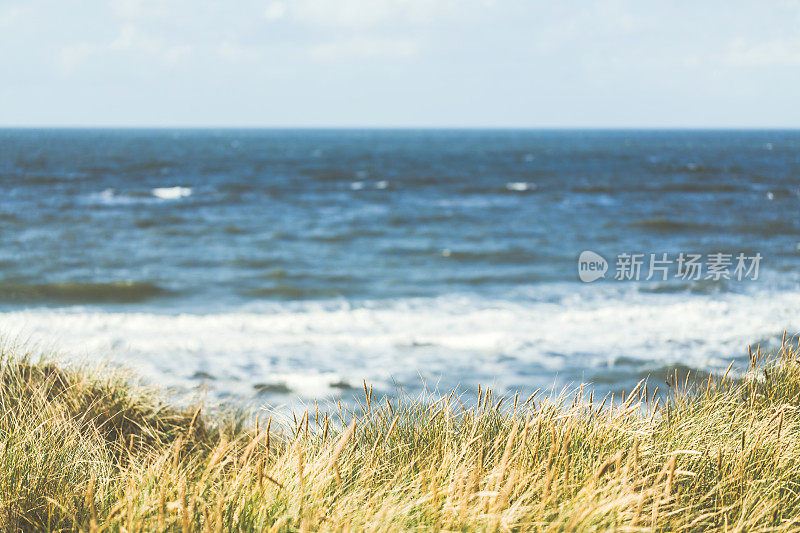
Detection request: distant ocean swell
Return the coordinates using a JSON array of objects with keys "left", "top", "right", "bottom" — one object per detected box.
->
[{"left": 0, "top": 281, "right": 169, "bottom": 304}]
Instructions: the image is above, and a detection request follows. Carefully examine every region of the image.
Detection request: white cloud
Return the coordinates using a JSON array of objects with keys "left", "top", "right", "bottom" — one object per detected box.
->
[
  {"left": 217, "top": 42, "right": 265, "bottom": 62},
  {"left": 163, "top": 45, "right": 193, "bottom": 64},
  {"left": 264, "top": 2, "right": 287, "bottom": 21},
  {"left": 110, "top": 0, "right": 167, "bottom": 20},
  {"left": 55, "top": 23, "right": 193, "bottom": 67},
  {"left": 530, "top": 1, "right": 648, "bottom": 54},
  {"left": 308, "top": 35, "right": 421, "bottom": 60},
  {"left": 57, "top": 43, "right": 97, "bottom": 72},
  {"left": 291, "top": 0, "right": 464, "bottom": 28},
  {"left": 111, "top": 24, "right": 164, "bottom": 53},
  {"left": 0, "top": 5, "right": 24, "bottom": 28},
  {"left": 727, "top": 36, "right": 800, "bottom": 67}
]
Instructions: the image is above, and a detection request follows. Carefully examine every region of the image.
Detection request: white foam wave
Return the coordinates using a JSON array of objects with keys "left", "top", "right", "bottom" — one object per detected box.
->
[
  {"left": 506, "top": 182, "right": 539, "bottom": 192},
  {"left": 152, "top": 186, "right": 192, "bottom": 200},
  {"left": 1, "top": 288, "right": 797, "bottom": 403},
  {"left": 87, "top": 186, "right": 193, "bottom": 206}
]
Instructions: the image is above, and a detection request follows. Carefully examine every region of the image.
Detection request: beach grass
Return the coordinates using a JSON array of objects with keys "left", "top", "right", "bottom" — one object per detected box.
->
[{"left": 3, "top": 339, "right": 800, "bottom": 531}]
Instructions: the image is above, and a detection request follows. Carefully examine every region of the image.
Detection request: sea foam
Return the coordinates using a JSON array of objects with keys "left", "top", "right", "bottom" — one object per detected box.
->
[
  {"left": 1, "top": 287, "right": 796, "bottom": 406},
  {"left": 152, "top": 186, "right": 192, "bottom": 200}
]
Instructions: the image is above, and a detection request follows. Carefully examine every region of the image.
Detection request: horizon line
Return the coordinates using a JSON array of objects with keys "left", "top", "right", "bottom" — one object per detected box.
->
[{"left": 2, "top": 125, "right": 800, "bottom": 131}]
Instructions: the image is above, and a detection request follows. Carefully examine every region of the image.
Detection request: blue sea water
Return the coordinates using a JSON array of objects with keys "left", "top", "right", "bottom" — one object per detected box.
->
[{"left": 1, "top": 129, "right": 799, "bottom": 406}]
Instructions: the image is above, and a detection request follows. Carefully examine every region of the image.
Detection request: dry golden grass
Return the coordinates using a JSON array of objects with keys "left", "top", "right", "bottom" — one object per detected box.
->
[{"left": 3, "top": 338, "right": 800, "bottom": 531}]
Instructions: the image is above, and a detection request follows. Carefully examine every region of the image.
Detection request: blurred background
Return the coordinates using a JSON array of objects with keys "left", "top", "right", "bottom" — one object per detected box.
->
[{"left": 1, "top": 1, "right": 799, "bottom": 409}]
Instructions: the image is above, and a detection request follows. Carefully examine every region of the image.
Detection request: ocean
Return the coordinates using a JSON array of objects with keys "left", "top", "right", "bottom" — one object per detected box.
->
[{"left": 1, "top": 129, "right": 799, "bottom": 407}]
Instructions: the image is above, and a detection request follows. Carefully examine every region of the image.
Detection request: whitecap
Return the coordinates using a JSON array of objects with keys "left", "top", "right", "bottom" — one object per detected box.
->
[
  {"left": 152, "top": 186, "right": 192, "bottom": 200},
  {"left": 375, "top": 180, "right": 389, "bottom": 190},
  {"left": 506, "top": 182, "right": 534, "bottom": 192},
  {"left": 350, "top": 182, "right": 365, "bottom": 191}
]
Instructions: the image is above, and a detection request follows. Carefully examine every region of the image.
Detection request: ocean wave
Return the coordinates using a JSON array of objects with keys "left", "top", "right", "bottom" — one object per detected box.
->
[
  {"left": 133, "top": 215, "right": 188, "bottom": 229},
  {"left": 439, "top": 273, "right": 540, "bottom": 285},
  {"left": 87, "top": 189, "right": 144, "bottom": 206},
  {"left": 441, "top": 247, "right": 546, "bottom": 265},
  {"left": 571, "top": 184, "right": 615, "bottom": 194},
  {"left": 657, "top": 182, "right": 744, "bottom": 193},
  {"left": 638, "top": 278, "right": 728, "bottom": 295},
  {"left": 571, "top": 182, "right": 746, "bottom": 195},
  {"left": 87, "top": 186, "right": 192, "bottom": 206},
  {"left": 0, "top": 281, "right": 169, "bottom": 304},
  {"left": 628, "top": 217, "right": 710, "bottom": 232},
  {"left": 1, "top": 288, "right": 796, "bottom": 403},
  {"left": 152, "top": 186, "right": 192, "bottom": 200},
  {"left": 244, "top": 284, "right": 346, "bottom": 299},
  {"left": 306, "top": 228, "right": 386, "bottom": 243},
  {"left": 17, "top": 174, "right": 73, "bottom": 185},
  {"left": 505, "top": 182, "right": 537, "bottom": 192},
  {"left": 737, "top": 219, "right": 800, "bottom": 237},
  {"left": 349, "top": 180, "right": 389, "bottom": 191},
  {"left": 123, "top": 159, "right": 173, "bottom": 172},
  {"left": 381, "top": 245, "right": 546, "bottom": 266}
]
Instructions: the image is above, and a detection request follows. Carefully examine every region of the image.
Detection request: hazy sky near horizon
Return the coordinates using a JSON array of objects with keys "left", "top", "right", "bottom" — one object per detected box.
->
[{"left": 2, "top": 0, "right": 799, "bottom": 127}]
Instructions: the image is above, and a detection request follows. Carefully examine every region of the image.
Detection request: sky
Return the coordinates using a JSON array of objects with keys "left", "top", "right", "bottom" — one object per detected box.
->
[{"left": 1, "top": 0, "right": 799, "bottom": 127}]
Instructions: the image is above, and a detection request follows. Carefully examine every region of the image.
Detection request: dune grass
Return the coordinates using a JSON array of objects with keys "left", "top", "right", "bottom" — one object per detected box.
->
[{"left": 3, "top": 339, "right": 800, "bottom": 531}]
